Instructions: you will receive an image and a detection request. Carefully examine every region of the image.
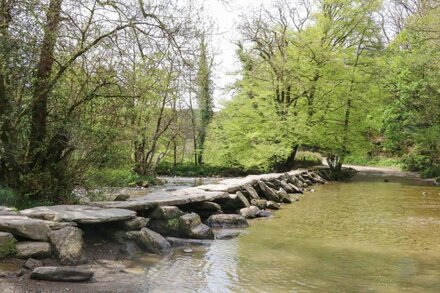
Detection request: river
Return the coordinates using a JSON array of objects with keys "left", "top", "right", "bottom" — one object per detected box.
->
[{"left": 123, "top": 172, "right": 440, "bottom": 292}]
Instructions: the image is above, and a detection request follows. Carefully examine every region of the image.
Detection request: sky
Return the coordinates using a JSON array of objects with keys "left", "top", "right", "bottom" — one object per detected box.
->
[{"left": 201, "top": 0, "right": 270, "bottom": 107}]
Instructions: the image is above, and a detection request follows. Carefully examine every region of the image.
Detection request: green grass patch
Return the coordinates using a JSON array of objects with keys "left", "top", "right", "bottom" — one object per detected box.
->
[
  {"left": 344, "top": 155, "right": 402, "bottom": 168},
  {"left": 0, "top": 238, "right": 16, "bottom": 259}
]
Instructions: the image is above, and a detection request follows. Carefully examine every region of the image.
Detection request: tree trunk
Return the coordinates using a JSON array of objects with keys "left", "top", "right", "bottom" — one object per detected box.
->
[{"left": 29, "top": 0, "right": 63, "bottom": 166}]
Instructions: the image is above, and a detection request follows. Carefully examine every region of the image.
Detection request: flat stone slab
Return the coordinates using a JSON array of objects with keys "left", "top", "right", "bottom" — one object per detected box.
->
[
  {"left": 31, "top": 266, "right": 94, "bottom": 282},
  {"left": 91, "top": 188, "right": 229, "bottom": 211},
  {"left": 16, "top": 241, "right": 52, "bottom": 258},
  {"left": 20, "top": 205, "right": 136, "bottom": 224},
  {"left": 0, "top": 216, "right": 53, "bottom": 241}
]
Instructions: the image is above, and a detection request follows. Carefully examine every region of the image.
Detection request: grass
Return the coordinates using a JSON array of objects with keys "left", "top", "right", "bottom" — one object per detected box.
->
[{"left": 344, "top": 155, "right": 402, "bottom": 168}]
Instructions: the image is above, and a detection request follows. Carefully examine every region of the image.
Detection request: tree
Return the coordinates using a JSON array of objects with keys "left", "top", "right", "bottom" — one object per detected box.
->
[{"left": 195, "top": 33, "right": 214, "bottom": 165}]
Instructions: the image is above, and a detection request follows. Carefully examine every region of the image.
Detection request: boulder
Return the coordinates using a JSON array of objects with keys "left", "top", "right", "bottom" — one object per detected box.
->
[
  {"left": 288, "top": 183, "right": 303, "bottom": 194},
  {"left": 179, "top": 213, "right": 214, "bottom": 239},
  {"left": 31, "top": 266, "right": 94, "bottom": 282},
  {"left": 0, "top": 215, "right": 52, "bottom": 241},
  {"left": 215, "top": 192, "right": 250, "bottom": 211},
  {"left": 47, "top": 227, "right": 85, "bottom": 265},
  {"left": 23, "top": 258, "right": 43, "bottom": 270},
  {"left": 19, "top": 205, "right": 136, "bottom": 224},
  {"left": 206, "top": 214, "right": 249, "bottom": 228},
  {"left": 266, "top": 201, "right": 281, "bottom": 210},
  {"left": 15, "top": 241, "right": 51, "bottom": 259},
  {"left": 250, "top": 199, "right": 267, "bottom": 209},
  {"left": 239, "top": 206, "right": 261, "bottom": 219},
  {"left": 116, "top": 217, "right": 149, "bottom": 231},
  {"left": 126, "top": 228, "right": 171, "bottom": 255},
  {"left": 149, "top": 206, "right": 184, "bottom": 220},
  {"left": 147, "top": 218, "right": 180, "bottom": 237},
  {"left": 280, "top": 180, "right": 294, "bottom": 193},
  {"left": 277, "top": 188, "right": 292, "bottom": 203},
  {"left": 241, "top": 183, "right": 260, "bottom": 200},
  {"left": 257, "top": 181, "right": 281, "bottom": 202}
]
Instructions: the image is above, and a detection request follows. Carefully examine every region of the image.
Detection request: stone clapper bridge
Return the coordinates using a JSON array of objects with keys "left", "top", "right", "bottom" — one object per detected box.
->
[{"left": 0, "top": 167, "right": 347, "bottom": 282}]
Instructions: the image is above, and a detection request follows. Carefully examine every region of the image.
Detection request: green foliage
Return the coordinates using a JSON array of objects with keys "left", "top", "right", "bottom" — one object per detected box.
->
[
  {"left": 156, "top": 162, "right": 253, "bottom": 177},
  {"left": 83, "top": 167, "right": 159, "bottom": 188},
  {"left": 0, "top": 238, "right": 16, "bottom": 259},
  {"left": 381, "top": 4, "right": 440, "bottom": 177}
]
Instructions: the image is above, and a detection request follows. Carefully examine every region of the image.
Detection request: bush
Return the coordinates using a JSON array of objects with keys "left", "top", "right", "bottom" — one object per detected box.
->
[
  {"left": 83, "top": 167, "right": 160, "bottom": 188},
  {"left": 0, "top": 237, "right": 16, "bottom": 259}
]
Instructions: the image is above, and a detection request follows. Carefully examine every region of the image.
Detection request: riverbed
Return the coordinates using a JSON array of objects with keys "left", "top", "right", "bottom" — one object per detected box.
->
[
  {"left": 123, "top": 173, "right": 440, "bottom": 292},
  {"left": 2, "top": 171, "right": 439, "bottom": 292}
]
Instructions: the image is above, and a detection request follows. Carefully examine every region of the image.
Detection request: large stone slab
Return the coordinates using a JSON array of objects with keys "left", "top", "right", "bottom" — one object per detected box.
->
[
  {"left": 20, "top": 205, "right": 136, "bottom": 224},
  {"left": 0, "top": 215, "right": 52, "bottom": 241},
  {"left": 91, "top": 189, "right": 229, "bottom": 211},
  {"left": 31, "top": 266, "right": 94, "bottom": 282}
]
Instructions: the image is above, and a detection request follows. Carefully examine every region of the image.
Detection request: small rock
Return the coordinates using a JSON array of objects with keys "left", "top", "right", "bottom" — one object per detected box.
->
[
  {"left": 23, "top": 258, "right": 43, "bottom": 270},
  {"left": 257, "top": 210, "right": 272, "bottom": 217},
  {"left": 31, "top": 266, "right": 94, "bottom": 282},
  {"left": 266, "top": 201, "right": 281, "bottom": 210},
  {"left": 239, "top": 206, "right": 261, "bottom": 219},
  {"left": 166, "top": 237, "right": 212, "bottom": 247},
  {"left": 215, "top": 231, "right": 240, "bottom": 240},
  {"left": 15, "top": 241, "right": 51, "bottom": 259},
  {"left": 206, "top": 214, "right": 249, "bottom": 228},
  {"left": 183, "top": 248, "right": 193, "bottom": 253}
]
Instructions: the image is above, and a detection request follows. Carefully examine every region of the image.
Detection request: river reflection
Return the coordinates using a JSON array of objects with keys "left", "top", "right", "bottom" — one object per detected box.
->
[{"left": 129, "top": 174, "right": 440, "bottom": 292}]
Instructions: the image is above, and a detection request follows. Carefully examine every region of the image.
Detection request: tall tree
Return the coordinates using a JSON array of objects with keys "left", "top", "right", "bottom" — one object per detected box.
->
[{"left": 195, "top": 33, "right": 213, "bottom": 165}]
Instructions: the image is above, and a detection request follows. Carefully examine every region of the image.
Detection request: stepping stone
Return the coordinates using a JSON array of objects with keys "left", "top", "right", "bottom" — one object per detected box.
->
[
  {"left": 20, "top": 205, "right": 136, "bottom": 224},
  {"left": 31, "top": 266, "right": 94, "bottom": 282},
  {"left": 0, "top": 216, "right": 52, "bottom": 241}
]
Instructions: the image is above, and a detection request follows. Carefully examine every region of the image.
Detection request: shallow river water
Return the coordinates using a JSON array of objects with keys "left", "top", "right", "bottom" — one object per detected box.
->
[{"left": 125, "top": 174, "right": 440, "bottom": 292}]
